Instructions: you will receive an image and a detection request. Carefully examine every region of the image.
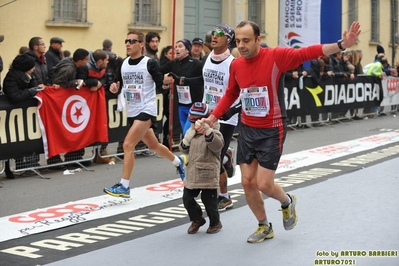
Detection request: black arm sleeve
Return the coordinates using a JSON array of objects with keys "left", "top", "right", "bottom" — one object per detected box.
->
[
  {"left": 147, "top": 58, "right": 164, "bottom": 93},
  {"left": 182, "top": 76, "right": 204, "bottom": 86}
]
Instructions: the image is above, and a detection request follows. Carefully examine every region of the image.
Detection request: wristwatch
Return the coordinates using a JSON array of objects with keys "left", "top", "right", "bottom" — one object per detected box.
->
[{"left": 337, "top": 39, "right": 346, "bottom": 51}]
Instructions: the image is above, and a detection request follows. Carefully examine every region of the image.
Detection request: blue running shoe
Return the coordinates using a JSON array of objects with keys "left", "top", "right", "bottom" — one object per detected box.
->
[
  {"left": 103, "top": 183, "right": 130, "bottom": 198},
  {"left": 176, "top": 155, "right": 187, "bottom": 180}
]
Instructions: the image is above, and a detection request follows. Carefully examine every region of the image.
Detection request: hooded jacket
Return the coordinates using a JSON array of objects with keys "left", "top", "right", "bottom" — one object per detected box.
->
[
  {"left": 76, "top": 51, "right": 107, "bottom": 88},
  {"left": 179, "top": 121, "right": 224, "bottom": 189}
]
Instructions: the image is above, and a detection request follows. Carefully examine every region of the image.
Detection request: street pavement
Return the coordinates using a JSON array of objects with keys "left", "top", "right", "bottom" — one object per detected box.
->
[{"left": 0, "top": 115, "right": 398, "bottom": 266}]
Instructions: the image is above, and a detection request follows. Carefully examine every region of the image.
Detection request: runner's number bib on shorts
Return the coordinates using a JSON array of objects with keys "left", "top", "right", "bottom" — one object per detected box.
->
[{"left": 240, "top": 86, "right": 270, "bottom": 117}]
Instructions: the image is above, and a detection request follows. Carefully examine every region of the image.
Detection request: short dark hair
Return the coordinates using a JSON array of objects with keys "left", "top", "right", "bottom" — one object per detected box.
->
[
  {"left": 145, "top": 31, "right": 160, "bottom": 43},
  {"left": 93, "top": 49, "right": 108, "bottom": 62},
  {"left": 102, "top": 39, "right": 113, "bottom": 49},
  {"left": 28, "top": 37, "right": 42, "bottom": 49},
  {"left": 73, "top": 48, "right": 89, "bottom": 62},
  {"left": 236, "top": 21, "right": 260, "bottom": 39}
]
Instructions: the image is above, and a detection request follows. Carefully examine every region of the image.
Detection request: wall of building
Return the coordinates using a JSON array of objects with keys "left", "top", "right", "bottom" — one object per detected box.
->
[{"left": 0, "top": 0, "right": 396, "bottom": 85}]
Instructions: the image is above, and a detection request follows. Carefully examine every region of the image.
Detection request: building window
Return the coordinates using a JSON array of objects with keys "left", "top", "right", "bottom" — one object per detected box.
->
[
  {"left": 52, "top": 0, "right": 87, "bottom": 22},
  {"left": 348, "top": 0, "right": 358, "bottom": 27},
  {"left": 134, "top": 0, "right": 161, "bottom": 26},
  {"left": 370, "top": 0, "right": 380, "bottom": 42},
  {"left": 248, "top": 0, "right": 265, "bottom": 33}
]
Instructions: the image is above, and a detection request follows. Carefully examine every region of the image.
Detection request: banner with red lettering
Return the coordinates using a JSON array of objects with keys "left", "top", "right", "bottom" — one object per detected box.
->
[{"left": 35, "top": 86, "right": 108, "bottom": 159}]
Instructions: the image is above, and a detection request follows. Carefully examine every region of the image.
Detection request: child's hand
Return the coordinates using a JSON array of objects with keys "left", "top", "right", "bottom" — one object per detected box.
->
[{"left": 203, "top": 123, "right": 213, "bottom": 136}]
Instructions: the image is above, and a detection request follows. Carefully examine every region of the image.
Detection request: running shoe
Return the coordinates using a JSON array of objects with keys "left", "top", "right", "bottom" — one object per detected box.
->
[
  {"left": 176, "top": 155, "right": 187, "bottom": 180},
  {"left": 247, "top": 223, "right": 274, "bottom": 243},
  {"left": 103, "top": 183, "right": 130, "bottom": 198},
  {"left": 218, "top": 195, "right": 233, "bottom": 211},
  {"left": 279, "top": 193, "right": 298, "bottom": 230}
]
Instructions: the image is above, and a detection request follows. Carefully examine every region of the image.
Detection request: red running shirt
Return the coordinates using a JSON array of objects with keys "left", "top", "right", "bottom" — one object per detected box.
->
[{"left": 212, "top": 45, "right": 324, "bottom": 128}]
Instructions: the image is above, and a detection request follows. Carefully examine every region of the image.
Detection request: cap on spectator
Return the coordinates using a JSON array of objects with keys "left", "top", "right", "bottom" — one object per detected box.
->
[
  {"left": 103, "top": 39, "right": 113, "bottom": 49},
  {"left": 260, "top": 42, "right": 268, "bottom": 48},
  {"left": 177, "top": 39, "right": 192, "bottom": 52},
  {"left": 50, "top": 37, "right": 64, "bottom": 44},
  {"left": 188, "top": 102, "right": 210, "bottom": 123},
  {"left": 192, "top": 37, "right": 204, "bottom": 46},
  {"left": 0, "top": 35, "right": 4, "bottom": 43},
  {"left": 12, "top": 54, "right": 35, "bottom": 72}
]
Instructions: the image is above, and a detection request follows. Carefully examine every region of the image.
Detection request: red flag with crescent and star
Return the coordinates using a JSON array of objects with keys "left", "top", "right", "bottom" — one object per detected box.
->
[{"left": 35, "top": 86, "right": 108, "bottom": 159}]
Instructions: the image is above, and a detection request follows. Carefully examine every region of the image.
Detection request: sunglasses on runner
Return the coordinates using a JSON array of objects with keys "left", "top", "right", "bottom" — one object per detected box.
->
[
  {"left": 211, "top": 29, "right": 225, "bottom": 37},
  {"left": 125, "top": 38, "right": 141, "bottom": 44}
]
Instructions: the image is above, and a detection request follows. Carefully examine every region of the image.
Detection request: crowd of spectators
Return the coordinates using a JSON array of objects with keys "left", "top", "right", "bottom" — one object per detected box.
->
[{"left": 0, "top": 31, "right": 396, "bottom": 180}]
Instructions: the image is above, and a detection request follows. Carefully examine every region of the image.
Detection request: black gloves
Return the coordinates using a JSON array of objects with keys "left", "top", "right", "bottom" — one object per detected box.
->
[
  {"left": 220, "top": 102, "right": 242, "bottom": 121},
  {"left": 168, "top": 72, "right": 182, "bottom": 84}
]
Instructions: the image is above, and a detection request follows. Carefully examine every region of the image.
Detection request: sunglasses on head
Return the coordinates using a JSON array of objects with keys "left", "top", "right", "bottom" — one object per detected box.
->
[
  {"left": 211, "top": 29, "right": 225, "bottom": 37},
  {"left": 125, "top": 38, "right": 141, "bottom": 44}
]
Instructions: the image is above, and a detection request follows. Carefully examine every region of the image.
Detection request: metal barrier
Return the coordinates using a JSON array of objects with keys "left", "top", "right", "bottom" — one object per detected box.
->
[{"left": 5, "top": 147, "right": 96, "bottom": 179}]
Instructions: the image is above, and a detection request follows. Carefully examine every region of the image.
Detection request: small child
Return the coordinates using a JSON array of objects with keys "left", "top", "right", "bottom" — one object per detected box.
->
[{"left": 180, "top": 102, "right": 224, "bottom": 234}]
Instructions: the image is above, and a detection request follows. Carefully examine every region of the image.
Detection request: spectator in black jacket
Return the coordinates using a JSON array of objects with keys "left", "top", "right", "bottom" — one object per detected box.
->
[
  {"left": 3, "top": 54, "right": 44, "bottom": 103},
  {"left": 25, "top": 37, "right": 49, "bottom": 85},
  {"left": 306, "top": 57, "right": 333, "bottom": 124},
  {"left": 45, "top": 37, "right": 64, "bottom": 84},
  {"left": 161, "top": 39, "right": 203, "bottom": 136},
  {"left": 160, "top": 45, "right": 172, "bottom": 66},
  {"left": 3, "top": 54, "right": 45, "bottom": 174}
]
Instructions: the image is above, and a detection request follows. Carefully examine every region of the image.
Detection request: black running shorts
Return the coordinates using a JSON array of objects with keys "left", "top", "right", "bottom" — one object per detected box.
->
[
  {"left": 128, "top": 113, "right": 158, "bottom": 130},
  {"left": 236, "top": 122, "right": 287, "bottom": 170}
]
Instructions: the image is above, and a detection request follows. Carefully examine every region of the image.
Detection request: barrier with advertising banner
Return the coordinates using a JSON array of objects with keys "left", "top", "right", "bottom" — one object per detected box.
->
[{"left": 0, "top": 76, "right": 397, "bottom": 161}]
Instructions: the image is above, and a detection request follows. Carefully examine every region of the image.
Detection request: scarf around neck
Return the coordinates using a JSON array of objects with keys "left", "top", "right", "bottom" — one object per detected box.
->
[{"left": 210, "top": 49, "right": 231, "bottom": 62}]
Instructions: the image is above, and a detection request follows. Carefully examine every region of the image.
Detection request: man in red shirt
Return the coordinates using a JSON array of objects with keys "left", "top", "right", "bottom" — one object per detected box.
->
[{"left": 196, "top": 21, "right": 361, "bottom": 243}]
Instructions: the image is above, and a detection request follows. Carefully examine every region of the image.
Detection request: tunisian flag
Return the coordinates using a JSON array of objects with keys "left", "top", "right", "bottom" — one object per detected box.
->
[{"left": 35, "top": 86, "right": 108, "bottom": 159}]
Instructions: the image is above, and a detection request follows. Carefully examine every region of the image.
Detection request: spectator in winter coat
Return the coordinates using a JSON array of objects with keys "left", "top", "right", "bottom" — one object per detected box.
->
[
  {"left": 3, "top": 54, "right": 45, "bottom": 173},
  {"left": 25, "top": 37, "right": 49, "bottom": 85},
  {"left": 45, "top": 37, "right": 64, "bottom": 83}
]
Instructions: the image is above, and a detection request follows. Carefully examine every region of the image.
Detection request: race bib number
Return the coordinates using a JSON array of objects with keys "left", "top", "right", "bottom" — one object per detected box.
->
[
  {"left": 177, "top": 85, "right": 192, "bottom": 104},
  {"left": 240, "top": 86, "right": 270, "bottom": 117},
  {"left": 125, "top": 84, "right": 143, "bottom": 106}
]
